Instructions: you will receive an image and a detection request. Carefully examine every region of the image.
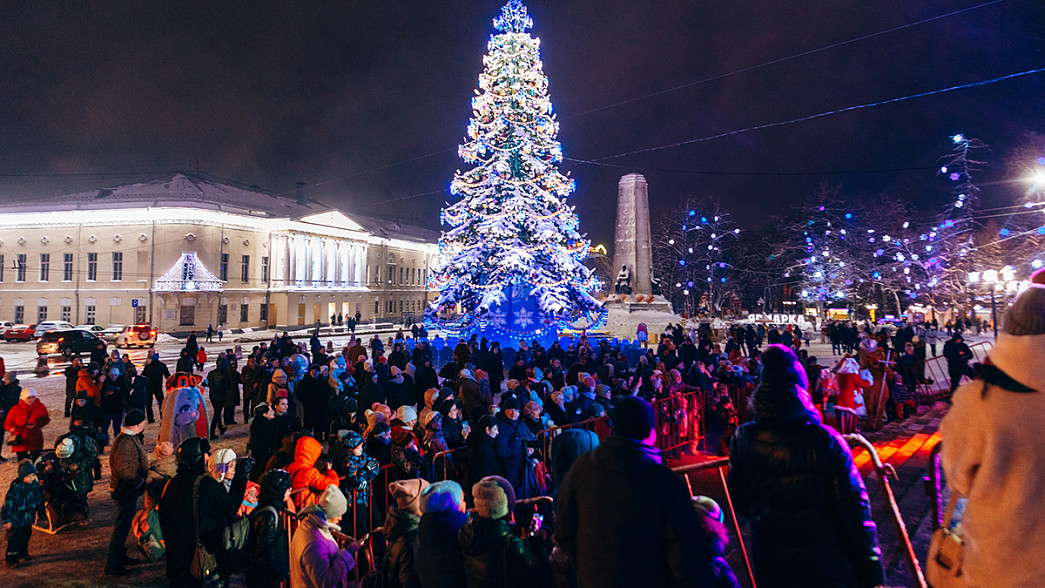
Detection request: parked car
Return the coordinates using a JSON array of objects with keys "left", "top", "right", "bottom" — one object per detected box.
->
[
  {"left": 115, "top": 324, "right": 157, "bottom": 348},
  {"left": 4, "top": 324, "right": 38, "bottom": 342},
  {"left": 33, "top": 321, "right": 75, "bottom": 338},
  {"left": 99, "top": 326, "right": 124, "bottom": 342},
  {"left": 75, "top": 324, "right": 105, "bottom": 334},
  {"left": 37, "top": 329, "right": 107, "bottom": 358}
]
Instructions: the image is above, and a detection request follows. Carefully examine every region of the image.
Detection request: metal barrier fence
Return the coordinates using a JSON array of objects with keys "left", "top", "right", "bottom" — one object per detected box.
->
[
  {"left": 653, "top": 390, "right": 704, "bottom": 452},
  {"left": 913, "top": 340, "right": 993, "bottom": 403},
  {"left": 845, "top": 434, "right": 927, "bottom": 588},
  {"left": 430, "top": 447, "right": 467, "bottom": 483},
  {"left": 671, "top": 458, "right": 756, "bottom": 588},
  {"left": 535, "top": 416, "right": 612, "bottom": 479},
  {"left": 727, "top": 382, "right": 755, "bottom": 423}
]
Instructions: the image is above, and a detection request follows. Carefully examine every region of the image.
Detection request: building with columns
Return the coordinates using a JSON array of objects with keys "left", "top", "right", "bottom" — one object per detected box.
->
[{"left": 0, "top": 173, "right": 438, "bottom": 334}]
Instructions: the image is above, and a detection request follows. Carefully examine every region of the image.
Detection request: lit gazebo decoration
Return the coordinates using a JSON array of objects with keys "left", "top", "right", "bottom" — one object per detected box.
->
[{"left": 154, "top": 251, "right": 223, "bottom": 292}]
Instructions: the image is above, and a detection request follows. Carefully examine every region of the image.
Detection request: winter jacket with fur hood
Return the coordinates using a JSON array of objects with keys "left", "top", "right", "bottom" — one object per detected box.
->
[{"left": 941, "top": 333, "right": 1045, "bottom": 588}]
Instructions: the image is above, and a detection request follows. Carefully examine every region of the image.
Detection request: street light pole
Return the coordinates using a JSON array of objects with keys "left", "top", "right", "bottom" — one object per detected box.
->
[{"left": 990, "top": 282, "right": 998, "bottom": 340}]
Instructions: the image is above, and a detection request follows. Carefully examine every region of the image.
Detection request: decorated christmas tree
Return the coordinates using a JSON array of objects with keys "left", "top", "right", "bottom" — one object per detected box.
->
[{"left": 426, "top": 0, "right": 605, "bottom": 344}]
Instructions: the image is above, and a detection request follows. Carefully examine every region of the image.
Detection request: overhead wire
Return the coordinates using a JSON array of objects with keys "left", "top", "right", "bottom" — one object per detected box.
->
[
  {"left": 0, "top": 2, "right": 1022, "bottom": 214},
  {"left": 566, "top": 0, "right": 1007, "bottom": 119},
  {"left": 577, "top": 66, "right": 1045, "bottom": 163}
]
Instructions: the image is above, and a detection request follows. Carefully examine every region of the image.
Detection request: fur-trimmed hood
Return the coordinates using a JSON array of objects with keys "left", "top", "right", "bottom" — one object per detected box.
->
[{"left": 987, "top": 333, "right": 1045, "bottom": 392}]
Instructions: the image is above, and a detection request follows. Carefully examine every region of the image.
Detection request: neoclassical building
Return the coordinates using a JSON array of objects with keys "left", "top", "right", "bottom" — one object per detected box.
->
[{"left": 0, "top": 173, "right": 439, "bottom": 334}]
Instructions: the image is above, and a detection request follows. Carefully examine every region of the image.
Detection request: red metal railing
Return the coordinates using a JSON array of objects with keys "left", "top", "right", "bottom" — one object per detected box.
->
[
  {"left": 653, "top": 389, "right": 704, "bottom": 452},
  {"left": 672, "top": 458, "right": 756, "bottom": 588},
  {"left": 535, "top": 416, "right": 612, "bottom": 478},
  {"left": 430, "top": 447, "right": 467, "bottom": 482},
  {"left": 726, "top": 382, "right": 755, "bottom": 424}
]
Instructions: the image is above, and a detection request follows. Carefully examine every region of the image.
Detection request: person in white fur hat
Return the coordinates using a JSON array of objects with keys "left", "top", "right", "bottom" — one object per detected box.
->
[
  {"left": 4, "top": 387, "right": 49, "bottom": 462},
  {"left": 941, "top": 269, "right": 1045, "bottom": 587},
  {"left": 207, "top": 448, "right": 237, "bottom": 492}
]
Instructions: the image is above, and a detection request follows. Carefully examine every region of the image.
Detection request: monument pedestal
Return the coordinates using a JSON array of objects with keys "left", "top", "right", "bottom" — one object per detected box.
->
[{"left": 602, "top": 295, "right": 680, "bottom": 339}]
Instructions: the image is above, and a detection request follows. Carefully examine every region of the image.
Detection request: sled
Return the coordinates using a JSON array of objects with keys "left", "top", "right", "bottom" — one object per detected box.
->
[{"left": 33, "top": 503, "right": 89, "bottom": 535}]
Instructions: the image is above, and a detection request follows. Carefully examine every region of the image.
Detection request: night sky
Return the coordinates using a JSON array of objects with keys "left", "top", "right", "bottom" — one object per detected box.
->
[{"left": 1, "top": 0, "right": 1043, "bottom": 249}]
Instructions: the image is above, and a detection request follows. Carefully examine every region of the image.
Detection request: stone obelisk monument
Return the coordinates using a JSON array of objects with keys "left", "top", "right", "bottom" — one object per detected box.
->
[
  {"left": 614, "top": 173, "right": 653, "bottom": 294},
  {"left": 605, "top": 173, "right": 675, "bottom": 338}
]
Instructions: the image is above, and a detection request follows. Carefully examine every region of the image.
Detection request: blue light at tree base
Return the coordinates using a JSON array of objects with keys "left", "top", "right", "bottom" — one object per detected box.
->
[{"left": 426, "top": 284, "right": 607, "bottom": 348}]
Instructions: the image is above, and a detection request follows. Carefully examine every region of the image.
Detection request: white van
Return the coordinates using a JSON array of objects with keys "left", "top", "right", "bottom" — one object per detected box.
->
[{"left": 33, "top": 321, "right": 75, "bottom": 338}]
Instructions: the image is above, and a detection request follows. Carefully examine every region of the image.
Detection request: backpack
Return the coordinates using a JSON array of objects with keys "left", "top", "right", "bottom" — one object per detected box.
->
[{"left": 132, "top": 507, "right": 165, "bottom": 562}]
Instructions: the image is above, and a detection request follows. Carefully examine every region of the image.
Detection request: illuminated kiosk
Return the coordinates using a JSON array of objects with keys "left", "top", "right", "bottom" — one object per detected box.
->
[{"left": 425, "top": 0, "right": 606, "bottom": 347}]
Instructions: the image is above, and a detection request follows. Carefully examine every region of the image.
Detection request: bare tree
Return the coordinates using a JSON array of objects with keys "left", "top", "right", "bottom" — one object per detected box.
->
[{"left": 652, "top": 197, "right": 739, "bottom": 316}]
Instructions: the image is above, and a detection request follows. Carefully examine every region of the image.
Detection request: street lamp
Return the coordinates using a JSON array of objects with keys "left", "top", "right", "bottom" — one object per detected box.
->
[{"left": 969, "top": 265, "right": 1017, "bottom": 339}]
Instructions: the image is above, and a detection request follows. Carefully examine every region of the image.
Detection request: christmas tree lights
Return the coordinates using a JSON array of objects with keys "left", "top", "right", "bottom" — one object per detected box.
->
[{"left": 426, "top": 0, "right": 605, "bottom": 344}]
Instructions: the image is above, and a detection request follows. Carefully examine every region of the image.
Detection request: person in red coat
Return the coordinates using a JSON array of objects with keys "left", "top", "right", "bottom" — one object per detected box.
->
[
  {"left": 834, "top": 356, "right": 871, "bottom": 411},
  {"left": 4, "top": 388, "right": 50, "bottom": 461}
]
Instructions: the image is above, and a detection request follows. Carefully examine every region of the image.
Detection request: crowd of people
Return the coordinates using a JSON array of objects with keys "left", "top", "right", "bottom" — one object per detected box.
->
[{"left": 0, "top": 310, "right": 997, "bottom": 587}]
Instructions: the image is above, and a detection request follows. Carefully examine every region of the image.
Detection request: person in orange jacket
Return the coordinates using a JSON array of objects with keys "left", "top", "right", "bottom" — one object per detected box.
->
[
  {"left": 75, "top": 362, "right": 103, "bottom": 407},
  {"left": 196, "top": 347, "right": 208, "bottom": 371},
  {"left": 287, "top": 436, "right": 339, "bottom": 511}
]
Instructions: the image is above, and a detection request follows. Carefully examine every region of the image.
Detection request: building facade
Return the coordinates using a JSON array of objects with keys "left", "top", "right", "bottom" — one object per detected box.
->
[{"left": 0, "top": 173, "right": 439, "bottom": 334}]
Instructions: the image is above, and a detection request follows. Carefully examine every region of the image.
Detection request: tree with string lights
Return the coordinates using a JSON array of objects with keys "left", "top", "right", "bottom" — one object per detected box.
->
[
  {"left": 793, "top": 185, "right": 870, "bottom": 316},
  {"left": 651, "top": 199, "right": 740, "bottom": 317},
  {"left": 426, "top": 0, "right": 604, "bottom": 344},
  {"left": 925, "top": 134, "right": 989, "bottom": 313}
]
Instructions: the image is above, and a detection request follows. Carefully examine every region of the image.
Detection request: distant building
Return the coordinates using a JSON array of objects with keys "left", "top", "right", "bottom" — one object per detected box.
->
[{"left": 0, "top": 173, "right": 438, "bottom": 334}]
